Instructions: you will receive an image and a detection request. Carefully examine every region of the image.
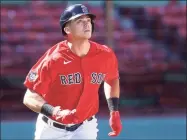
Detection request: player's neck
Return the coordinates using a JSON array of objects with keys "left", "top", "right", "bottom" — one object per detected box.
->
[{"left": 67, "top": 39, "right": 90, "bottom": 57}]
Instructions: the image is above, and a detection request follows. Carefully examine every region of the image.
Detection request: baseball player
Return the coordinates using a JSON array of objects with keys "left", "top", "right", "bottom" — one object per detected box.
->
[{"left": 23, "top": 4, "right": 122, "bottom": 139}]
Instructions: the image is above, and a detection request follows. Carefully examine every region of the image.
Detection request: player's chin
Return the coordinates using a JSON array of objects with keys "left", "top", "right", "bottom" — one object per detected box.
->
[
  {"left": 86, "top": 35, "right": 92, "bottom": 39},
  {"left": 78, "top": 31, "right": 91, "bottom": 39},
  {"left": 81, "top": 34, "right": 92, "bottom": 39}
]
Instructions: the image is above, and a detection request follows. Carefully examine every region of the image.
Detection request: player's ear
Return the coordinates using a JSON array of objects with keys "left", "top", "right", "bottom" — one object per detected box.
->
[{"left": 64, "top": 26, "right": 71, "bottom": 35}]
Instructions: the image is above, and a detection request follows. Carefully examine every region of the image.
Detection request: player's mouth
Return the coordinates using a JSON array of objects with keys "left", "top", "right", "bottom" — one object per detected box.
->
[{"left": 84, "top": 29, "right": 91, "bottom": 32}]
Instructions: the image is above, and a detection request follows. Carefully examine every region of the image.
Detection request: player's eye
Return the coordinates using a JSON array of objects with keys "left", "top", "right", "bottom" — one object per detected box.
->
[
  {"left": 87, "top": 18, "right": 91, "bottom": 22},
  {"left": 76, "top": 19, "right": 83, "bottom": 23},
  {"left": 76, "top": 18, "right": 91, "bottom": 24}
]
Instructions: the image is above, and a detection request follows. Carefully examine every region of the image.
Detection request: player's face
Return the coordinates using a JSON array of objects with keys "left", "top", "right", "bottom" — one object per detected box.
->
[{"left": 69, "top": 15, "right": 92, "bottom": 39}]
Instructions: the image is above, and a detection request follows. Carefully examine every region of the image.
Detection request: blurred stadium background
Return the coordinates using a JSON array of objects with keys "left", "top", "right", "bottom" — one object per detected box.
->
[{"left": 1, "top": 0, "right": 186, "bottom": 139}]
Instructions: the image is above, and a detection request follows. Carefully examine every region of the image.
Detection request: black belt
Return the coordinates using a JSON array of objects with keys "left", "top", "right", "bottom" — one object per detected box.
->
[{"left": 42, "top": 116, "right": 93, "bottom": 131}]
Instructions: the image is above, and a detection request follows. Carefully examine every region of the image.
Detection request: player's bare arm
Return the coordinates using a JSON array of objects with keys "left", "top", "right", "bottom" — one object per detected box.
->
[
  {"left": 23, "top": 89, "right": 77, "bottom": 123},
  {"left": 104, "top": 78, "right": 122, "bottom": 137},
  {"left": 23, "top": 89, "right": 61, "bottom": 116},
  {"left": 104, "top": 78, "right": 120, "bottom": 113},
  {"left": 23, "top": 89, "right": 46, "bottom": 113},
  {"left": 104, "top": 78, "right": 120, "bottom": 99}
]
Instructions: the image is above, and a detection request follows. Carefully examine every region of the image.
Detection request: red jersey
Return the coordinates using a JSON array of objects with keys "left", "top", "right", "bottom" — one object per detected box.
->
[{"left": 24, "top": 40, "right": 119, "bottom": 123}]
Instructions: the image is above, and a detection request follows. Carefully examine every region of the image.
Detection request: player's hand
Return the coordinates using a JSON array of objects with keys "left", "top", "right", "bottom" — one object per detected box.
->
[
  {"left": 53, "top": 108, "right": 78, "bottom": 124},
  {"left": 52, "top": 106, "right": 61, "bottom": 117},
  {"left": 108, "top": 111, "right": 122, "bottom": 137}
]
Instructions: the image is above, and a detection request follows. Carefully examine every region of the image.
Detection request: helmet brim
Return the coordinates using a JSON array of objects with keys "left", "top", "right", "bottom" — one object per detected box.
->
[{"left": 66, "top": 13, "right": 96, "bottom": 24}]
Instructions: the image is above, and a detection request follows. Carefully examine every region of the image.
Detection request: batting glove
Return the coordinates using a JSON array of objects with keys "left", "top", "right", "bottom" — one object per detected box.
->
[{"left": 108, "top": 111, "right": 122, "bottom": 137}]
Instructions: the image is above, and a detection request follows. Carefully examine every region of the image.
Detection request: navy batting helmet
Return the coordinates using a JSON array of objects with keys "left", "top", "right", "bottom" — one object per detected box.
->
[{"left": 59, "top": 4, "right": 96, "bottom": 35}]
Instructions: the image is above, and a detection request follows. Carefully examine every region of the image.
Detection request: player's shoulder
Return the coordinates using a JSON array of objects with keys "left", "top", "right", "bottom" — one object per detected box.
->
[
  {"left": 44, "top": 40, "right": 68, "bottom": 61},
  {"left": 90, "top": 41, "right": 114, "bottom": 54},
  {"left": 47, "top": 40, "right": 67, "bottom": 54},
  {"left": 31, "top": 41, "right": 67, "bottom": 70}
]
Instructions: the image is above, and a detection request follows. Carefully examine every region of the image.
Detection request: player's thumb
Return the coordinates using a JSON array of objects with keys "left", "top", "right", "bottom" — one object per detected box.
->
[
  {"left": 52, "top": 106, "right": 61, "bottom": 118},
  {"left": 71, "top": 109, "right": 76, "bottom": 114},
  {"left": 55, "top": 106, "right": 61, "bottom": 110},
  {"left": 108, "top": 131, "right": 117, "bottom": 137}
]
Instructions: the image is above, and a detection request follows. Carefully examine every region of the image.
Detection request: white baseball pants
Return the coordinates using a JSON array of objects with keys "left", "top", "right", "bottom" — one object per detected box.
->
[{"left": 34, "top": 114, "right": 99, "bottom": 140}]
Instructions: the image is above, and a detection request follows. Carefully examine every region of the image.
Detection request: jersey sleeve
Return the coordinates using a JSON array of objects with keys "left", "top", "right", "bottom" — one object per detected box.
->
[
  {"left": 23, "top": 53, "right": 52, "bottom": 96},
  {"left": 105, "top": 50, "right": 120, "bottom": 81}
]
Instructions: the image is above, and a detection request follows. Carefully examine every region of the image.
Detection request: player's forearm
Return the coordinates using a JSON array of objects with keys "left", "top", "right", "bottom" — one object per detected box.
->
[
  {"left": 104, "top": 79, "right": 120, "bottom": 112},
  {"left": 23, "top": 89, "right": 46, "bottom": 113},
  {"left": 104, "top": 78, "right": 120, "bottom": 99}
]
